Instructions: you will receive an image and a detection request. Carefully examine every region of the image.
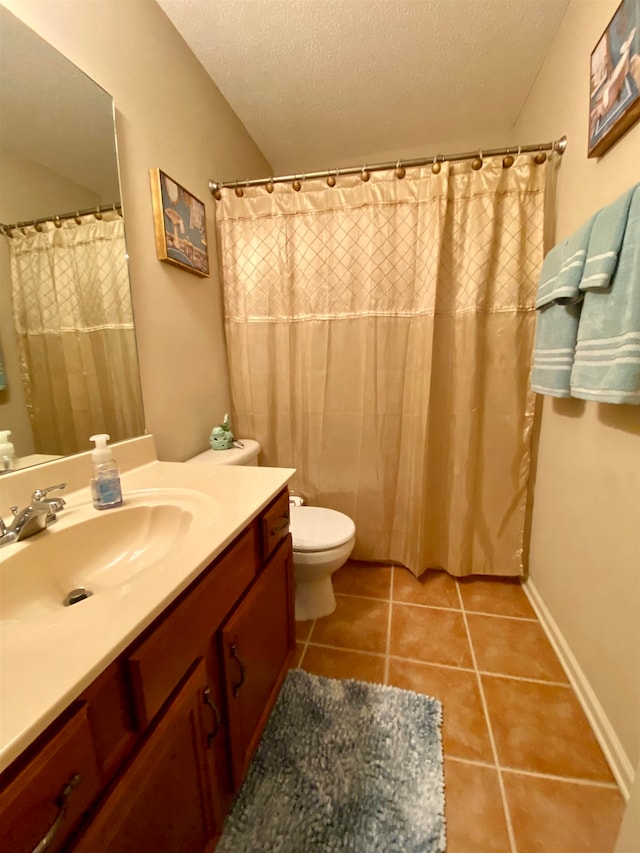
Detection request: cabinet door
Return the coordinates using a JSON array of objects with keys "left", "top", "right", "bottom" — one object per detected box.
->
[
  {"left": 0, "top": 704, "right": 101, "bottom": 853},
  {"left": 73, "top": 659, "right": 217, "bottom": 853},
  {"left": 221, "top": 535, "right": 295, "bottom": 789}
]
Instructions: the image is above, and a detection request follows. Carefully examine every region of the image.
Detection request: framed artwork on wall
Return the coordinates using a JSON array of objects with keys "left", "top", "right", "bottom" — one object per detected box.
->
[
  {"left": 588, "top": 0, "right": 640, "bottom": 158},
  {"left": 149, "top": 168, "right": 209, "bottom": 276}
]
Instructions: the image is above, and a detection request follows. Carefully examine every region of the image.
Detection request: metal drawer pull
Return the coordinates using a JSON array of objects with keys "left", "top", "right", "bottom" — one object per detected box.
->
[
  {"left": 32, "top": 772, "right": 81, "bottom": 853},
  {"left": 270, "top": 516, "right": 289, "bottom": 535},
  {"left": 230, "top": 644, "right": 246, "bottom": 697},
  {"left": 203, "top": 686, "right": 221, "bottom": 746}
]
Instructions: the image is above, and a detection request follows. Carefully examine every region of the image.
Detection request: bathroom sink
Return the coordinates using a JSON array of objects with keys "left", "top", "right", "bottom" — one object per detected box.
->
[{"left": 0, "top": 488, "right": 217, "bottom": 626}]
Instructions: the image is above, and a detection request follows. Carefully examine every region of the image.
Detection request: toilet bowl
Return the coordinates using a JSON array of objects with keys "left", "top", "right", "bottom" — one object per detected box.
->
[
  {"left": 186, "top": 441, "right": 356, "bottom": 621},
  {"left": 289, "top": 505, "right": 355, "bottom": 621}
]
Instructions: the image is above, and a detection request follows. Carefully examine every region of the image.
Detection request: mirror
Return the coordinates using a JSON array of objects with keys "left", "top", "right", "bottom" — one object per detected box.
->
[{"left": 0, "top": 6, "right": 144, "bottom": 471}]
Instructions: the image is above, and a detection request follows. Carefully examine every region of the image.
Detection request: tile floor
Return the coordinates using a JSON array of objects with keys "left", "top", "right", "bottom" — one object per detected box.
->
[{"left": 292, "top": 561, "right": 626, "bottom": 853}]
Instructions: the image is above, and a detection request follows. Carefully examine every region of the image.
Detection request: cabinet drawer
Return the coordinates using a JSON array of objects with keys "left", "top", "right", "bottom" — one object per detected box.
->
[
  {"left": 0, "top": 704, "right": 102, "bottom": 853},
  {"left": 128, "top": 525, "right": 257, "bottom": 728},
  {"left": 261, "top": 489, "right": 290, "bottom": 561}
]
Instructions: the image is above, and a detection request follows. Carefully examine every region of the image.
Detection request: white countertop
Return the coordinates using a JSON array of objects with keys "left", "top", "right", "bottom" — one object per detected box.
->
[{"left": 0, "top": 459, "right": 294, "bottom": 773}]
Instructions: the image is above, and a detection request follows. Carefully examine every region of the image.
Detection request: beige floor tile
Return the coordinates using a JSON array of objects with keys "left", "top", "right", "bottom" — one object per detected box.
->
[
  {"left": 393, "top": 567, "right": 461, "bottom": 609},
  {"left": 390, "top": 603, "right": 473, "bottom": 668},
  {"left": 388, "top": 659, "right": 493, "bottom": 762},
  {"left": 503, "top": 771, "right": 625, "bottom": 853},
  {"left": 458, "top": 576, "right": 536, "bottom": 618},
  {"left": 295, "top": 619, "right": 313, "bottom": 642},
  {"left": 467, "top": 613, "right": 568, "bottom": 682},
  {"left": 482, "top": 675, "right": 615, "bottom": 782},
  {"left": 310, "top": 594, "right": 389, "bottom": 653},
  {"left": 301, "top": 645, "right": 385, "bottom": 683},
  {"left": 332, "top": 560, "right": 392, "bottom": 599},
  {"left": 444, "top": 758, "right": 511, "bottom": 853}
]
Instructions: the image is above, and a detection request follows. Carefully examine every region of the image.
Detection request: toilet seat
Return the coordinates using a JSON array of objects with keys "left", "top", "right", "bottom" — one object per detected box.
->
[{"left": 289, "top": 506, "right": 355, "bottom": 553}]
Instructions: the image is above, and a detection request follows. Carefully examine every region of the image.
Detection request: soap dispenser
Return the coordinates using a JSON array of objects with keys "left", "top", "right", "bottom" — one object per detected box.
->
[
  {"left": 0, "top": 430, "right": 16, "bottom": 472},
  {"left": 89, "top": 433, "right": 123, "bottom": 509}
]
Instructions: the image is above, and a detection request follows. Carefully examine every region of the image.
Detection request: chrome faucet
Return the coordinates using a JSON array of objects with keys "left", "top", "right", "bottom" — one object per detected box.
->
[{"left": 0, "top": 483, "right": 67, "bottom": 547}]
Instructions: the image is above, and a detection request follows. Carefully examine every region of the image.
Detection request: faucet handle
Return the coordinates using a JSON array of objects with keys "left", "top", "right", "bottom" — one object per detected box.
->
[{"left": 32, "top": 483, "right": 67, "bottom": 503}]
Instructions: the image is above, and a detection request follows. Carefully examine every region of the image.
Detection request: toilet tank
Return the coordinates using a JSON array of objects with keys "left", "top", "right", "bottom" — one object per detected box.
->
[{"left": 186, "top": 439, "right": 261, "bottom": 466}]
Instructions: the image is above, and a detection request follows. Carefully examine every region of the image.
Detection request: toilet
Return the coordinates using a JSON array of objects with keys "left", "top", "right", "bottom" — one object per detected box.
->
[{"left": 186, "top": 441, "right": 356, "bottom": 620}]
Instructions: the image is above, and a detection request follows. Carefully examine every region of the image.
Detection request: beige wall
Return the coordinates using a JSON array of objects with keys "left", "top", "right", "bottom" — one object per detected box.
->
[
  {"left": 1, "top": 0, "right": 271, "bottom": 462},
  {"left": 515, "top": 0, "right": 640, "bottom": 773}
]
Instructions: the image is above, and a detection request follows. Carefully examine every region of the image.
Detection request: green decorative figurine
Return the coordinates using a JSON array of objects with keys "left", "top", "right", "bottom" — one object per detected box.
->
[{"left": 210, "top": 413, "right": 234, "bottom": 450}]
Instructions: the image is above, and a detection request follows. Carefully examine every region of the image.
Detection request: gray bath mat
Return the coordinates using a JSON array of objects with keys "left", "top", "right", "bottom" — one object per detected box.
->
[{"left": 217, "top": 669, "right": 446, "bottom": 852}]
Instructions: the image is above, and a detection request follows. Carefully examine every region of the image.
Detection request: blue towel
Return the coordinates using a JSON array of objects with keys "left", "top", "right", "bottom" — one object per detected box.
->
[
  {"left": 535, "top": 217, "right": 596, "bottom": 308},
  {"left": 530, "top": 217, "right": 595, "bottom": 397},
  {"left": 578, "top": 184, "right": 638, "bottom": 292},
  {"left": 571, "top": 185, "right": 640, "bottom": 404}
]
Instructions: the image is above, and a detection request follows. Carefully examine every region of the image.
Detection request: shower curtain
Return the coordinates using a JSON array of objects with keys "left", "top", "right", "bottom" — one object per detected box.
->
[
  {"left": 216, "top": 156, "right": 546, "bottom": 577},
  {"left": 9, "top": 212, "right": 144, "bottom": 455}
]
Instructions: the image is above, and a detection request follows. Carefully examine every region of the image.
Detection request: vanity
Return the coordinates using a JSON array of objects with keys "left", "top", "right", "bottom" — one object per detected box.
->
[{"left": 0, "top": 439, "right": 296, "bottom": 851}]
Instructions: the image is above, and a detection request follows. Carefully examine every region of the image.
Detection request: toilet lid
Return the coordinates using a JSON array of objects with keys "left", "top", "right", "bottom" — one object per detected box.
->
[{"left": 289, "top": 506, "right": 356, "bottom": 552}]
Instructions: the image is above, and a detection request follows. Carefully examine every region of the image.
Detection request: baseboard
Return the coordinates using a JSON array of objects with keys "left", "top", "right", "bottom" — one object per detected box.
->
[{"left": 523, "top": 579, "right": 635, "bottom": 800}]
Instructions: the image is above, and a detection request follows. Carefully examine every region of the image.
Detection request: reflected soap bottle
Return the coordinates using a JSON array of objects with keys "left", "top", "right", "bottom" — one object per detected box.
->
[
  {"left": 89, "top": 433, "right": 123, "bottom": 509},
  {"left": 0, "top": 430, "right": 16, "bottom": 472}
]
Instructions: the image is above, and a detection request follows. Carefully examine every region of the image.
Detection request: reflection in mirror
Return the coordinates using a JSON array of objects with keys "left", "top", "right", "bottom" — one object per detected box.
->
[{"left": 0, "top": 6, "right": 144, "bottom": 470}]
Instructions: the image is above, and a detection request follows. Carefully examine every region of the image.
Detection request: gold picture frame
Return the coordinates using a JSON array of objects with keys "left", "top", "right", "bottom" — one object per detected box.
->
[
  {"left": 149, "top": 168, "right": 209, "bottom": 276},
  {"left": 588, "top": 0, "right": 640, "bottom": 158}
]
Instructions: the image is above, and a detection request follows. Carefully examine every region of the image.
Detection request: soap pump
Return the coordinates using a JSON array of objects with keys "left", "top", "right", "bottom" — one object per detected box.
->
[
  {"left": 89, "top": 433, "right": 123, "bottom": 509},
  {"left": 0, "top": 430, "right": 16, "bottom": 472}
]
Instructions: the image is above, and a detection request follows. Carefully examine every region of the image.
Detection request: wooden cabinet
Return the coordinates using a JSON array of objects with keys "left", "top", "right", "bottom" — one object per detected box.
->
[
  {"left": 0, "top": 704, "right": 101, "bottom": 853},
  {"left": 222, "top": 536, "right": 294, "bottom": 788},
  {"left": 73, "top": 660, "right": 216, "bottom": 853},
  {"left": 0, "top": 487, "right": 294, "bottom": 852}
]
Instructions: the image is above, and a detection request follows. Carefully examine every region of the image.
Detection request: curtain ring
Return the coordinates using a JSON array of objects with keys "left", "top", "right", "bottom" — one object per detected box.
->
[
  {"left": 234, "top": 182, "right": 243, "bottom": 197},
  {"left": 292, "top": 177, "right": 302, "bottom": 191},
  {"left": 266, "top": 177, "right": 274, "bottom": 193},
  {"left": 431, "top": 155, "right": 442, "bottom": 175},
  {"left": 74, "top": 211, "right": 82, "bottom": 224},
  {"left": 53, "top": 215, "right": 62, "bottom": 228},
  {"left": 34, "top": 221, "right": 44, "bottom": 232},
  {"left": 94, "top": 207, "right": 103, "bottom": 220},
  {"left": 1, "top": 225, "right": 13, "bottom": 238},
  {"left": 395, "top": 160, "right": 406, "bottom": 179},
  {"left": 534, "top": 146, "right": 547, "bottom": 165},
  {"left": 503, "top": 147, "right": 514, "bottom": 169},
  {"left": 327, "top": 169, "right": 337, "bottom": 188},
  {"left": 360, "top": 165, "right": 370, "bottom": 182},
  {"left": 472, "top": 151, "right": 483, "bottom": 171}
]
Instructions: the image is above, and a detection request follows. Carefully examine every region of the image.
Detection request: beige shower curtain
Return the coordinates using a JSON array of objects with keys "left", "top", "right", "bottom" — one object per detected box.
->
[
  {"left": 9, "top": 212, "right": 144, "bottom": 455},
  {"left": 217, "top": 156, "right": 546, "bottom": 577}
]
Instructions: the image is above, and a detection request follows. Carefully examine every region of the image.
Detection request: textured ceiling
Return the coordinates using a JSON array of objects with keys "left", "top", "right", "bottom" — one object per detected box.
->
[{"left": 157, "top": 0, "right": 570, "bottom": 176}]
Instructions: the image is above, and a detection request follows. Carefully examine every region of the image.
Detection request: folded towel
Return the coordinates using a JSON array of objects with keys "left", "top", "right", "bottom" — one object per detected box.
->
[
  {"left": 530, "top": 301, "right": 582, "bottom": 397},
  {"left": 530, "top": 216, "right": 596, "bottom": 396},
  {"left": 570, "top": 185, "right": 640, "bottom": 404},
  {"left": 578, "top": 184, "right": 638, "bottom": 293},
  {"left": 535, "top": 217, "right": 596, "bottom": 308}
]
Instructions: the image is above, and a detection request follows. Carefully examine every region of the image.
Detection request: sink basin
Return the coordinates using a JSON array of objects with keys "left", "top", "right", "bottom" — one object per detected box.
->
[{"left": 0, "top": 488, "right": 217, "bottom": 625}]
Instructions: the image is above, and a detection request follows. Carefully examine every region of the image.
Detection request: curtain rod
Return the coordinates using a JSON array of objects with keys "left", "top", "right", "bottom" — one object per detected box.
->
[
  {"left": 209, "top": 135, "right": 567, "bottom": 197},
  {"left": 0, "top": 202, "right": 122, "bottom": 236}
]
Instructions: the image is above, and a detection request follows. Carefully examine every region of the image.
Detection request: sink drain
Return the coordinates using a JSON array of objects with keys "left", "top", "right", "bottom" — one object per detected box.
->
[{"left": 63, "top": 587, "right": 94, "bottom": 607}]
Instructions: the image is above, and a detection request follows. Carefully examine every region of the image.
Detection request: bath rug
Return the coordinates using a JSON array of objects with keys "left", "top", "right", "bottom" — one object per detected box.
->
[{"left": 217, "top": 669, "right": 445, "bottom": 853}]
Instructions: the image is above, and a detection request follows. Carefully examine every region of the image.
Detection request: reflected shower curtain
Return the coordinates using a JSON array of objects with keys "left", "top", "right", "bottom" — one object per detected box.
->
[
  {"left": 9, "top": 212, "right": 144, "bottom": 455},
  {"left": 217, "top": 157, "right": 546, "bottom": 576}
]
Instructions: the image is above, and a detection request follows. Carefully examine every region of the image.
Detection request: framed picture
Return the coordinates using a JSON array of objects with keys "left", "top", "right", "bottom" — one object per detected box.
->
[
  {"left": 150, "top": 168, "right": 209, "bottom": 276},
  {"left": 588, "top": 0, "right": 640, "bottom": 158}
]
